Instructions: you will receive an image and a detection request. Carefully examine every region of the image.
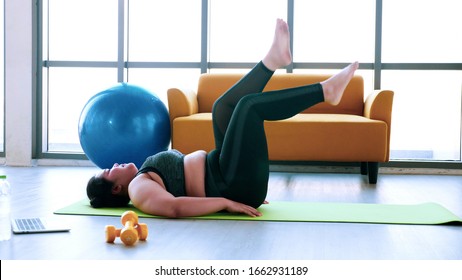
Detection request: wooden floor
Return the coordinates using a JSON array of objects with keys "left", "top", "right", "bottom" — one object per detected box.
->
[{"left": 0, "top": 165, "right": 461, "bottom": 260}]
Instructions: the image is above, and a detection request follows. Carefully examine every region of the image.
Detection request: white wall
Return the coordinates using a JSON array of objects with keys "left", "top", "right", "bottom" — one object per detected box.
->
[{"left": 4, "top": 0, "right": 33, "bottom": 166}]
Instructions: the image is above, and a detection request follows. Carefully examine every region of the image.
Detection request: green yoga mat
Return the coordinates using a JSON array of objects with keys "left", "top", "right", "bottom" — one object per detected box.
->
[{"left": 55, "top": 199, "right": 462, "bottom": 225}]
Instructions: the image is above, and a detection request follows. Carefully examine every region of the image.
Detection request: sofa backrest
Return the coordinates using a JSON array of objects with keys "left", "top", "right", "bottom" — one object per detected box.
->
[{"left": 197, "top": 73, "right": 364, "bottom": 115}]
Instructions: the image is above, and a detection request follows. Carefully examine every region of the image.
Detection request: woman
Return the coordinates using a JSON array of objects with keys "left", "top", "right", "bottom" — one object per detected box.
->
[{"left": 86, "top": 19, "right": 358, "bottom": 218}]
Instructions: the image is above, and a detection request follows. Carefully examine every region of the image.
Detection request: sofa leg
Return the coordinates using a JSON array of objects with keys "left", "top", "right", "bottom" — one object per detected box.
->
[
  {"left": 367, "top": 162, "right": 379, "bottom": 184},
  {"left": 360, "top": 162, "right": 368, "bottom": 175}
]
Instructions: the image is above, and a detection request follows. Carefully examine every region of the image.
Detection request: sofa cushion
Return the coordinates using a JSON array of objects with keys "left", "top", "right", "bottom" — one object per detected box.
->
[
  {"left": 172, "top": 113, "right": 216, "bottom": 154},
  {"left": 265, "top": 114, "right": 388, "bottom": 162}
]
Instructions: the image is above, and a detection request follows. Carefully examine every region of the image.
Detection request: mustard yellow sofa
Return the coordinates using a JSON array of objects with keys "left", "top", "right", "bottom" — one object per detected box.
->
[{"left": 167, "top": 73, "right": 394, "bottom": 183}]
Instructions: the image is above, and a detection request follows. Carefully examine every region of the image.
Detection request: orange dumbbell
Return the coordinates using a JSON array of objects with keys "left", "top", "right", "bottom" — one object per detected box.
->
[{"left": 105, "top": 210, "right": 148, "bottom": 246}]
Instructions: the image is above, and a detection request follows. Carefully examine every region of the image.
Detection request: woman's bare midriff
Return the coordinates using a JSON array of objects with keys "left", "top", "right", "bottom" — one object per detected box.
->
[{"left": 183, "top": 150, "right": 207, "bottom": 197}]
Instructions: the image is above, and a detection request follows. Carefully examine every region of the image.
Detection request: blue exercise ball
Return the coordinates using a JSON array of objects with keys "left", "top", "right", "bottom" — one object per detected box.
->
[{"left": 78, "top": 83, "right": 171, "bottom": 169}]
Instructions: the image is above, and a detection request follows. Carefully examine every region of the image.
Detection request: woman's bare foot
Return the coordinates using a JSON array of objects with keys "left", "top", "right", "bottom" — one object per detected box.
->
[
  {"left": 321, "top": 62, "right": 359, "bottom": 105},
  {"left": 262, "top": 18, "right": 292, "bottom": 71}
]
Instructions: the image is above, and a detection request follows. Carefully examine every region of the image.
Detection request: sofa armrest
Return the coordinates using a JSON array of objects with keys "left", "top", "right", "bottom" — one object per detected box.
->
[
  {"left": 364, "top": 89, "right": 394, "bottom": 161},
  {"left": 364, "top": 90, "right": 394, "bottom": 123},
  {"left": 167, "top": 88, "right": 199, "bottom": 126}
]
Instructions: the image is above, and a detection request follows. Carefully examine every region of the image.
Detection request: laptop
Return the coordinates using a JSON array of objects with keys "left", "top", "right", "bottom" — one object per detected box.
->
[{"left": 11, "top": 217, "right": 71, "bottom": 234}]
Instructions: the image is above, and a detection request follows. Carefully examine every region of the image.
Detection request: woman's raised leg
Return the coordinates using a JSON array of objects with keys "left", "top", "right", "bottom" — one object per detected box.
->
[
  {"left": 217, "top": 62, "right": 358, "bottom": 208},
  {"left": 207, "top": 18, "right": 359, "bottom": 208},
  {"left": 212, "top": 19, "right": 292, "bottom": 149}
]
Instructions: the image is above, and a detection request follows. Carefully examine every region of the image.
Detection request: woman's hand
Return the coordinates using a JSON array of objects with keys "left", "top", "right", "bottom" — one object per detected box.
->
[{"left": 225, "top": 200, "right": 262, "bottom": 217}]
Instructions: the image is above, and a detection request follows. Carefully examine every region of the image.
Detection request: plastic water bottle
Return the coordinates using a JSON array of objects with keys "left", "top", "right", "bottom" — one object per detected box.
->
[{"left": 0, "top": 175, "right": 12, "bottom": 241}]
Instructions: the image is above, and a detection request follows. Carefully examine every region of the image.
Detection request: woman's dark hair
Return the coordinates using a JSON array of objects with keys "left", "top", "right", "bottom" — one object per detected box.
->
[{"left": 86, "top": 175, "right": 130, "bottom": 208}]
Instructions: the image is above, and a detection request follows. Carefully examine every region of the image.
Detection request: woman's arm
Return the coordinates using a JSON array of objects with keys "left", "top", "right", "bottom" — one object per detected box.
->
[
  {"left": 129, "top": 175, "right": 261, "bottom": 218},
  {"left": 164, "top": 196, "right": 262, "bottom": 218}
]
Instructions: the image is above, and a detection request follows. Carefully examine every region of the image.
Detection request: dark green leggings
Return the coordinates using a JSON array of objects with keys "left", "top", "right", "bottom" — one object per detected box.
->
[{"left": 205, "top": 61, "right": 325, "bottom": 208}]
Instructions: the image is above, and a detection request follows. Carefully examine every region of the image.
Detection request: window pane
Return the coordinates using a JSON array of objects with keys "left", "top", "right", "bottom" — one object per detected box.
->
[
  {"left": 382, "top": 0, "right": 462, "bottom": 63},
  {"left": 48, "top": 0, "right": 118, "bottom": 61},
  {"left": 293, "top": 0, "right": 375, "bottom": 63},
  {"left": 0, "top": 2, "right": 4, "bottom": 152},
  {"left": 127, "top": 68, "right": 200, "bottom": 105},
  {"left": 383, "top": 71, "right": 461, "bottom": 161},
  {"left": 47, "top": 68, "right": 118, "bottom": 152},
  {"left": 209, "top": 0, "right": 287, "bottom": 62},
  {"left": 128, "top": 0, "right": 201, "bottom": 62}
]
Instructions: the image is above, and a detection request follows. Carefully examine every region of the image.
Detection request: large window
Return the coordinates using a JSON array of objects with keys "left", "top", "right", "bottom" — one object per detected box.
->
[{"left": 39, "top": 0, "right": 462, "bottom": 163}]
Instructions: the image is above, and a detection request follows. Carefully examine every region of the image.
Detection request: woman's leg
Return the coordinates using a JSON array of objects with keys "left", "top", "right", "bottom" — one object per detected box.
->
[
  {"left": 217, "top": 62, "right": 359, "bottom": 208},
  {"left": 212, "top": 19, "right": 292, "bottom": 149},
  {"left": 212, "top": 62, "right": 274, "bottom": 149},
  {"left": 206, "top": 18, "right": 358, "bottom": 207}
]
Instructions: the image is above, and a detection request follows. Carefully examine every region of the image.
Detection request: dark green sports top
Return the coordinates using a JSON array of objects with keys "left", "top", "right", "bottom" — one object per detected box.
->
[{"left": 136, "top": 149, "right": 186, "bottom": 197}]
